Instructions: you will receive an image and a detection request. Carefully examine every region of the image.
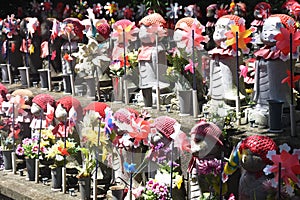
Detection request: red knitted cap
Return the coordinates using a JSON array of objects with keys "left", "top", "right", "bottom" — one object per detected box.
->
[
  {"left": 220, "top": 14, "right": 242, "bottom": 25},
  {"left": 32, "top": 94, "right": 55, "bottom": 112},
  {"left": 153, "top": 116, "right": 177, "bottom": 139},
  {"left": 239, "top": 135, "right": 278, "bottom": 165},
  {"left": 63, "top": 18, "right": 85, "bottom": 40},
  {"left": 83, "top": 102, "right": 109, "bottom": 118},
  {"left": 269, "top": 14, "right": 296, "bottom": 33},
  {"left": 114, "top": 107, "right": 139, "bottom": 124},
  {"left": 95, "top": 20, "right": 110, "bottom": 40},
  {"left": 139, "top": 13, "right": 166, "bottom": 27},
  {"left": 112, "top": 19, "right": 136, "bottom": 30},
  {"left": 190, "top": 120, "right": 223, "bottom": 146},
  {"left": 175, "top": 17, "right": 201, "bottom": 31},
  {"left": 56, "top": 96, "right": 83, "bottom": 120}
]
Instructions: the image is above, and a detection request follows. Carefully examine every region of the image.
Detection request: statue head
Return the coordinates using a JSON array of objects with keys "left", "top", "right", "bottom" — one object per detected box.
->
[{"left": 261, "top": 14, "right": 296, "bottom": 46}]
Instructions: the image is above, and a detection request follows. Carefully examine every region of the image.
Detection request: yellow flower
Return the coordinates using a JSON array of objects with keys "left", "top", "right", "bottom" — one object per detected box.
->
[
  {"left": 174, "top": 174, "right": 183, "bottom": 189},
  {"left": 40, "top": 140, "right": 49, "bottom": 147},
  {"left": 29, "top": 44, "right": 34, "bottom": 55}
]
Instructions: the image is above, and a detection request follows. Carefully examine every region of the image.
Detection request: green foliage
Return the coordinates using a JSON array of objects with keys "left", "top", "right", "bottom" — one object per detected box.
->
[{"left": 76, "top": 147, "right": 96, "bottom": 178}]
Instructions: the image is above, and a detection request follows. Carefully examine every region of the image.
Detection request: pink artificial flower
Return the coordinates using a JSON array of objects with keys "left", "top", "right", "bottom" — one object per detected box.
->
[
  {"left": 239, "top": 65, "right": 248, "bottom": 78},
  {"left": 184, "top": 59, "right": 198, "bottom": 74},
  {"left": 51, "top": 50, "right": 56, "bottom": 60}
]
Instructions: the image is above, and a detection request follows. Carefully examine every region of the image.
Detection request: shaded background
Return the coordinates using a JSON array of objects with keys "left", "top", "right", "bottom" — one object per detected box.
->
[{"left": 0, "top": 0, "right": 288, "bottom": 22}]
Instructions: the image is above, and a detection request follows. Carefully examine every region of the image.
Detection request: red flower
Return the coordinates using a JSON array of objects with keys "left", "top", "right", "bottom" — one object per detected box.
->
[{"left": 58, "top": 146, "right": 70, "bottom": 156}]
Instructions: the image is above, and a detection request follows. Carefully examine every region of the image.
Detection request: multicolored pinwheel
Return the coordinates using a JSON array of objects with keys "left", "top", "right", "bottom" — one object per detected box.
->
[{"left": 224, "top": 20, "right": 253, "bottom": 54}]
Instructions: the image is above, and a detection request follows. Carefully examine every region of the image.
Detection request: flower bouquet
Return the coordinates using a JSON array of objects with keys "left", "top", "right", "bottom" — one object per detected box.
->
[
  {"left": 45, "top": 138, "right": 79, "bottom": 169},
  {"left": 16, "top": 137, "right": 46, "bottom": 159},
  {"left": 141, "top": 179, "right": 169, "bottom": 200}
]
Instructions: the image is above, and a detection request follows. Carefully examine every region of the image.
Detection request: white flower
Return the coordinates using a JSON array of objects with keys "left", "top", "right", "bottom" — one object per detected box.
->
[
  {"left": 56, "top": 154, "right": 64, "bottom": 162},
  {"left": 155, "top": 171, "right": 170, "bottom": 187},
  {"left": 270, "top": 179, "right": 278, "bottom": 188}
]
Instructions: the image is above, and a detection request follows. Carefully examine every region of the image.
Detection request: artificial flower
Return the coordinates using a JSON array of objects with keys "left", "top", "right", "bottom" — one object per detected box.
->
[
  {"left": 239, "top": 65, "right": 248, "bottom": 78},
  {"left": 224, "top": 22, "right": 253, "bottom": 54},
  {"left": 184, "top": 59, "right": 198, "bottom": 74},
  {"left": 281, "top": 70, "right": 300, "bottom": 88},
  {"left": 63, "top": 53, "right": 73, "bottom": 61}
]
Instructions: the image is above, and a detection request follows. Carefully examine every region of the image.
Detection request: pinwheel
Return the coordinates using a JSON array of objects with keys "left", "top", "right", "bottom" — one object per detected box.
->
[
  {"left": 111, "top": 20, "right": 139, "bottom": 45},
  {"left": 264, "top": 143, "right": 300, "bottom": 196},
  {"left": 104, "top": 1, "right": 118, "bottom": 17},
  {"left": 30, "top": 0, "right": 41, "bottom": 13},
  {"left": 224, "top": 20, "right": 253, "bottom": 54},
  {"left": 281, "top": 70, "right": 300, "bottom": 88},
  {"left": 166, "top": 2, "right": 182, "bottom": 19},
  {"left": 128, "top": 117, "right": 150, "bottom": 147},
  {"left": 45, "top": 103, "right": 54, "bottom": 128},
  {"left": 184, "top": 4, "right": 201, "bottom": 18},
  {"left": 93, "top": 3, "right": 103, "bottom": 17},
  {"left": 274, "top": 26, "right": 300, "bottom": 58},
  {"left": 177, "top": 19, "right": 209, "bottom": 54},
  {"left": 136, "top": 4, "right": 146, "bottom": 18}
]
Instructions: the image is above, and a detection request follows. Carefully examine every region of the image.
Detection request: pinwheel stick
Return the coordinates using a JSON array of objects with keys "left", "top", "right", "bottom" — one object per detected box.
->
[
  {"left": 169, "top": 141, "right": 174, "bottom": 200},
  {"left": 289, "top": 33, "right": 296, "bottom": 137},
  {"left": 47, "top": 37, "right": 52, "bottom": 91},
  {"left": 130, "top": 147, "right": 134, "bottom": 200},
  {"left": 192, "top": 30, "right": 198, "bottom": 118},
  {"left": 123, "top": 29, "right": 129, "bottom": 104},
  {"left": 219, "top": 151, "right": 224, "bottom": 200},
  {"left": 11, "top": 103, "right": 17, "bottom": 174},
  {"left": 35, "top": 109, "right": 44, "bottom": 183},
  {"left": 156, "top": 33, "right": 160, "bottom": 111},
  {"left": 62, "top": 117, "right": 67, "bottom": 193},
  {"left": 235, "top": 32, "right": 241, "bottom": 125},
  {"left": 278, "top": 162, "right": 282, "bottom": 200},
  {"left": 95, "top": 118, "right": 101, "bottom": 179},
  {"left": 25, "top": 21, "right": 29, "bottom": 68}
]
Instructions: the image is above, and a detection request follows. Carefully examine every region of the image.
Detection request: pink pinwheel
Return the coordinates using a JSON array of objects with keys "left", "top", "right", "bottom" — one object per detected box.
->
[
  {"left": 184, "top": 59, "right": 198, "bottom": 74},
  {"left": 224, "top": 22, "right": 253, "bottom": 54},
  {"left": 274, "top": 27, "right": 300, "bottom": 56},
  {"left": 265, "top": 149, "right": 300, "bottom": 189},
  {"left": 128, "top": 117, "right": 150, "bottom": 147},
  {"left": 146, "top": 23, "right": 167, "bottom": 43},
  {"left": 239, "top": 65, "right": 248, "bottom": 78},
  {"left": 281, "top": 70, "right": 300, "bottom": 88},
  {"left": 179, "top": 19, "right": 209, "bottom": 54},
  {"left": 111, "top": 20, "right": 139, "bottom": 45},
  {"left": 50, "top": 19, "right": 59, "bottom": 41},
  {"left": 45, "top": 103, "right": 54, "bottom": 127}
]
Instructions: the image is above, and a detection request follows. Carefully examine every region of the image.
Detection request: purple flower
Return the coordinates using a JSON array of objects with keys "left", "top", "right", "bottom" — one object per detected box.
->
[
  {"left": 31, "top": 145, "right": 39, "bottom": 154},
  {"left": 197, "top": 158, "right": 223, "bottom": 176},
  {"left": 16, "top": 144, "right": 24, "bottom": 156}
]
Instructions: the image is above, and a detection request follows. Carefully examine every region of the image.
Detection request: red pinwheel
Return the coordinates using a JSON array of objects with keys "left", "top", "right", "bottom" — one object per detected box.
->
[
  {"left": 265, "top": 145, "right": 300, "bottom": 191},
  {"left": 274, "top": 27, "right": 300, "bottom": 56},
  {"left": 63, "top": 53, "right": 73, "bottom": 61},
  {"left": 178, "top": 19, "right": 209, "bottom": 54},
  {"left": 281, "top": 70, "right": 300, "bottom": 88},
  {"left": 128, "top": 117, "right": 150, "bottom": 147}
]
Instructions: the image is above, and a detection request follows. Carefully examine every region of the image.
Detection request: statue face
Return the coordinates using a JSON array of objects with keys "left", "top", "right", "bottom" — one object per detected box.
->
[
  {"left": 31, "top": 103, "right": 42, "bottom": 116},
  {"left": 261, "top": 17, "right": 283, "bottom": 46},
  {"left": 213, "top": 17, "right": 232, "bottom": 47},
  {"left": 240, "top": 149, "right": 266, "bottom": 172},
  {"left": 150, "top": 131, "right": 170, "bottom": 147},
  {"left": 190, "top": 134, "right": 221, "bottom": 159},
  {"left": 139, "top": 25, "right": 153, "bottom": 44},
  {"left": 55, "top": 104, "right": 67, "bottom": 121}
]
